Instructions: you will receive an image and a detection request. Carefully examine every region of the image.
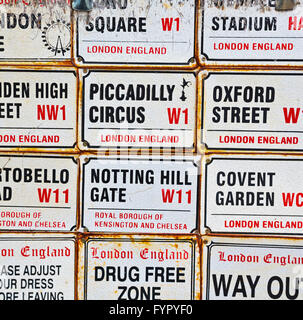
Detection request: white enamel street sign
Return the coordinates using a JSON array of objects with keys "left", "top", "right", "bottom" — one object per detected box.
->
[
  {"left": 0, "top": 235, "right": 75, "bottom": 300},
  {"left": 79, "top": 235, "right": 200, "bottom": 300},
  {"left": 80, "top": 71, "right": 196, "bottom": 150},
  {"left": 202, "top": 154, "right": 303, "bottom": 235},
  {"left": 0, "top": 155, "right": 78, "bottom": 231},
  {"left": 0, "top": 1, "right": 71, "bottom": 61},
  {"left": 202, "top": 71, "right": 303, "bottom": 151},
  {"left": 201, "top": 0, "right": 303, "bottom": 66},
  {"left": 81, "top": 156, "right": 200, "bottom": 234},
  {"left": 74, "top": 0, "right": 196, "bottom": 66},
  {"left": 203, "top": 237, "right": 303, "bottom": 300},
  {"left": 0, "top": 69, "right": 77, "bottom": 149}
]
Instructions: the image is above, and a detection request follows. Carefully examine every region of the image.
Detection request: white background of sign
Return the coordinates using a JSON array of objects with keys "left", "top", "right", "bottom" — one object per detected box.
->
[
  {"left": 80, "top": 71, "right": 196, "bottom": 149},
  {"left": 75, "top": 0, "right": 195, "bottom": 65},
  {"left": 202, "top": 154, "right": 303, "bottom": 235}
]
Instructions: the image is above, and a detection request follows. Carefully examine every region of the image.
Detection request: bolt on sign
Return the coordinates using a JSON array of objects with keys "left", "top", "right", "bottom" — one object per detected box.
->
[
  {"left": 202, "top": 154, "right": 303, "bottom": 236},
  {"left": 73, "top": 0, "right": 196, "bottom": 67},
  {"left": 0, "top": 1, "right": 71, "bottom": 62},
  {"left": 200, "top": 0, "right": 303, "bottom": 66},
  {"left": 78, "top": 235, "right": 201, "bottom": 300},
  {"left": 202, "top": 236, "right": 303, "bottom": 300},
  {"left": 201, "top": 71, "right": 303, "bottom": 152},
  {"left": 0, "top": 154, "right": 78, "bottom": 231},
  {"left": 0, "top": 234, "right": 75, "bottom": 300},
  {"left": 80, "top": 155, "right": 200, "bottom": 234},
  {"left": 0, "top": 68, "right": 77, "bottom": 150},
  {"left": 79, "top": 70, "right": 196, "bottom": 150}
]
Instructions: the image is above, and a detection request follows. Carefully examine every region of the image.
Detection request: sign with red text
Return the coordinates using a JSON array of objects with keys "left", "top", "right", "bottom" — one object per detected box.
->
[
  {"left": 80, "top": 71, "right": 196, "bottom": 150},
  {"left": 202, "top": 72, "right": 303, "bottom": 151},
  {"left": 79, "top": 236, "right": 200, "bottom": 300},
  {"left": 202, "top": 155, "right": 303, "bottom": 235},
  {"left": 203, "top": 237, "right": 303, "bottom": 300},
  {"left": 0, "top": 235, "right": 75, "bottom": 300},
  {"left": 0, "top": 1, "right": 71, "bottom": 61},
  {"left": 0, "top": 69, "right": 76, "bottom": 149},
  {"left": 74, "top": 0, "right": 195, "bottom": 66},
  {"left": 201, "top": 0, "right": 303, "bottom": 65},
  {"left": 81, "top": 156, "right": 199, "bottom": 233},
  {"left": 0, "top": 155, "right": 77, "bottom": 231}
]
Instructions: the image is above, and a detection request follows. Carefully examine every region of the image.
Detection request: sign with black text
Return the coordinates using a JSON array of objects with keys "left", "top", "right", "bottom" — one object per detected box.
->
[
  {"left": 202, "top": 155, "right": 303, "bottom": 235},
  {"left": 0, "top": 155, "right": 78, "bottom": 231},
  {"left": 79, "top": 235, "right": 200, "bottom": 300},
  {"left": 75, "top": 0, "right": 195, "bottom": 66},
  {"left": 80, "top": 71, "right": 196, "bottom": 149},
  {"left": 203, "top": 237, "right": 303, "bottom": 300},
  {"left": 202, "top": 72, "right": 303, "bottom": 151},
  {"left": 81, "top": 156, "right": 199, "bottom": 233}
]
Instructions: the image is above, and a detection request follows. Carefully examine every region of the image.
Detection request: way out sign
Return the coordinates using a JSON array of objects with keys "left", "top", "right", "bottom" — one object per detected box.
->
[
  {"left": 201, "top": 71, "right": 303, "bottom": 151},
  {"left": 0, "top": 2, "right": 71, "bottom": 61},
  {"left": 200, "top": 0, "right": 303, "bottom": 66},
  {"left": 80, "top": 71, "right": 196, "bottom": 150},
  {"left": 74, "top": 0, "right": 196, "bottom": 66},
  {"left": 202, "top": 236, "right": 303, "bottom": 300},
  {"left": 81, "top": 156, "right": 200, "bottom": 234},
  {"left": 0, "top": 69, "right": 77, "bottom": 150},
  {"left": 0, "top": 154, "right": 78, "bottom": 231},
  {"left": 78, "top": 235, "right": 200, "bottom": 300},
  {"left": 0, "top": 234, "right": 75, "bottom": 300},
  {"left": 202, "top": 154, "right": 303, "bottom": 235}
]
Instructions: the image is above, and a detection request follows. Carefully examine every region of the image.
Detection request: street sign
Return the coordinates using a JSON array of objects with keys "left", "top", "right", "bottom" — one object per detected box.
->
[
  {"left": 78, "top": 235, "right": 201, "bottom": 300},
  {"left": 0, "top": 154, "right": 78, "bottom": 231},
  {"left": 81, "top": 155, "right": 200, "bottom": 234},
  {"left": 201, "top": 71, "right": 303, "bottom": 151},
  {"left": 0, "top": 1, "right": 71, "bottom": 62},
  {"left": 74, "top": 0, "right": 196, "bottom": 67},
  {"left": 0, "top": 68, "right": 77, "bottom": 150},
  {"left": 202, "top": 236, "right": 303, "bottom": 300},
  {"left": 0, "top": 234, "right": 75, "bottom": 300},
  {"left": 200, "top": 0, "right": 303, "bottom": 66},
  {"left": 202, "top": 154, "right": 303, "bottom": 235},
  {"left": 80, "top": 70, "right": 196, "bottom": 150}
]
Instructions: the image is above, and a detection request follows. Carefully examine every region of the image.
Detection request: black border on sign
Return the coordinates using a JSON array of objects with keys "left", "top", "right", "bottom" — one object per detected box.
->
[
  {"left": 83, "top": 237, "right": 197, "bottom": 300},
  {"left": 0, "top": 154, "right": 78, "bottom": 232},
  {"left": 204, "top": 157, "right": 303, "bottom": 236},
  {"left": 201, "top": 72, "right": 303, "bottom": 152},
  {"left": 75, "top": 2, "right": 196, "bottom": 66},
  {"left": 0, "top": 236, "right": 76, "bottom": 300},
  {"left": 205, "top": 241, "right": 303, "bottom": 300},
  {"left": 200, "top": 6, "right": 303, "bottom": 62},
  {"left": 81, "top": 157, "right": 199, "bottom": 233},
  {"left": 0, "top": 70, "right": 77, "bottom": 149},
  {"left": 81, "top": 70, "right": 196, "bottom": 150}
]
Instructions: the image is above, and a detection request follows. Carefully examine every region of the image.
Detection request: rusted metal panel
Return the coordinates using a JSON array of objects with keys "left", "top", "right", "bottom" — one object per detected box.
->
[
  {"left": 199, "top": 0, "right": 303, "bottom": 67},
  {"left": 80, "top": 154, "right": 200, "bottom": 234},
  {"left": 0, "top": 153, "right": 78, "bottom": 232},
  {"left": 0, "top": 233, "right": 76, "bottom": 300},
  {"left": 78, "top": 234, "right": 201, "bottom": 300},
  {"left": 0, "top": 66, "right": 78, "bottom": 152},
  {"left": 200, "top": 70, "right": 303, "bottom": 152},
  {"left": 72, "top": 0, "right": 197, "bottom": 68},
  {"left": 201, "top": 154, "right": 303, "bottom": 236},
  {"left": 78, "top": 69, "right": 197, "bottom": 151},
  {"left": 0, "top": 1, "right": 71, "bottom": 64},
  {"left": 202, "top": 235, "right": 303, "bottom": 300}
]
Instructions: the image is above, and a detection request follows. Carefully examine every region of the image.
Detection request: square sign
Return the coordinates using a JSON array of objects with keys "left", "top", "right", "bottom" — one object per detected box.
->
[
  {"left": 0, "top": 1, "right": 71, "bottom": 61},
  {"left": 200, "top": 0, "right": 303, "bottom": 65},
  {"left": 74, "top": 0, "right": 196, "bottom": 66},
  {"left": 78, "top": 235, "right": 200, "bottom": 300}
]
